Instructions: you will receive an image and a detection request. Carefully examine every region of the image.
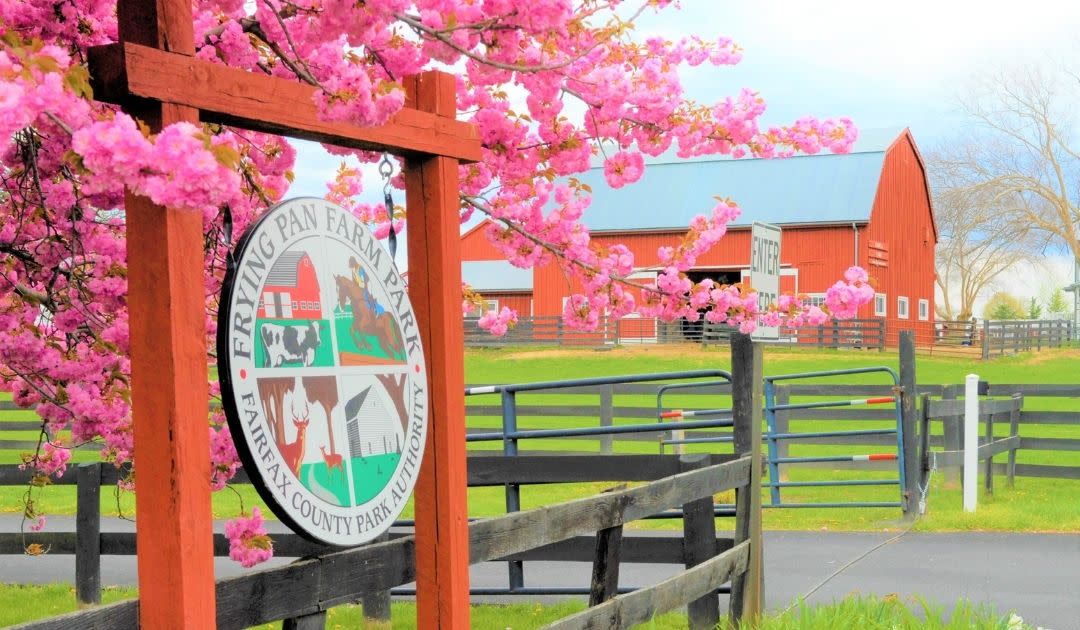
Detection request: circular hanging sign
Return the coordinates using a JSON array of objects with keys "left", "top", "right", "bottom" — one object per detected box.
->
[{"left": 217, "top": 197, "right": 427, "bottom": 546}]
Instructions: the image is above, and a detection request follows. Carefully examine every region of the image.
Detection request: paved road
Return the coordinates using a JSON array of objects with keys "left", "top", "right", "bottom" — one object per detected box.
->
[{"left": 1, "top": 516, "right": 1077, "bottom": 629}]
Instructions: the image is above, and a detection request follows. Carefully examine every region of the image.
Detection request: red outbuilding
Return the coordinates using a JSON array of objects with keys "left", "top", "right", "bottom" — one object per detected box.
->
[
  {"left": 259, "top": 251, "right": 323, "bottom": 320},
  {"left": 461, "top": 128, "right": 937, "bottom": 345}
]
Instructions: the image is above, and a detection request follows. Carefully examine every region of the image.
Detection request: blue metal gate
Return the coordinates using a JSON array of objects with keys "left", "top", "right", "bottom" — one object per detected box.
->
[{"left": 656, "top": 366, "right": 907, "bottom": 510}]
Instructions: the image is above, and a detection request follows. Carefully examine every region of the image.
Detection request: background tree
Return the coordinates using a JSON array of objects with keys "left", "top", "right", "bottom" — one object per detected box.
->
[
  {"left": 1028, "top": 297, "right": 1043, "bottom": 320},
  {"left": 939, "top": 64, "right": 1080, "bottom": 272},
  {"left": 1047, "top": 287, "right": 1071, "bottom": 319},
  {"left": 927, "top": 149, "right": 1036, "bottom": 320},
  {"left": 983, "top": 292, "right": 1026, "bottom": 320}
]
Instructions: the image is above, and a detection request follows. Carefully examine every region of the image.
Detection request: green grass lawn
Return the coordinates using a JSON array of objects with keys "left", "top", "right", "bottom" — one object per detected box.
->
[
  {"left": 0, "top": 584, "right": 1030, "bottom": 629},
  {"left": 2, "top": 344, "right": 1079, "bottom": 533}
]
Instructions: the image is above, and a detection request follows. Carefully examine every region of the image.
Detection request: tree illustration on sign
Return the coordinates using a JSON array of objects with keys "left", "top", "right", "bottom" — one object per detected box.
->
[
  {"left": 303, "top": 376, "right": 342, "bottom": 478},
  {"left": 257, "top": 377, "right": 294, "bottom": 446},
  {"left": 376, "top": 373, "right": 409, "bottom": 432}
]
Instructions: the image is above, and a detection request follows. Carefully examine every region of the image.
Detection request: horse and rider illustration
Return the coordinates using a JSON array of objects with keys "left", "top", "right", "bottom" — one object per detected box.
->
[{"left": 334, "top": 257, "right": 405, "bottom": 362}]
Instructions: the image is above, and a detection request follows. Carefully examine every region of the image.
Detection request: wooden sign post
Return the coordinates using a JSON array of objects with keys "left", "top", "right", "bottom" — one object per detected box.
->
[{"left": 89, "top": 2, "right": 480, "bottom": 627}]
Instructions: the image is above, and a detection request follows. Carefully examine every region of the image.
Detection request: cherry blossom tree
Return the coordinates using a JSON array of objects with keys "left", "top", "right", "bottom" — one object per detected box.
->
[{"left": 0, "top": 0, "right": 873, "bottom": 563}]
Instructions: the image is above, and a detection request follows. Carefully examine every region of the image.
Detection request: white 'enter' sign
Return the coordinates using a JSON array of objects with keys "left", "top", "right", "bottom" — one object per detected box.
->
[{"left": 750, "top": 222, "right": 782, "bottom": 340}]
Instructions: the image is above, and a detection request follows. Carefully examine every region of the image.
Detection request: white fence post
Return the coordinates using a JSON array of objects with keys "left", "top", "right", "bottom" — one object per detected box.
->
[{"left": 964, "top": 374, "right": 979, "bottom": 512}]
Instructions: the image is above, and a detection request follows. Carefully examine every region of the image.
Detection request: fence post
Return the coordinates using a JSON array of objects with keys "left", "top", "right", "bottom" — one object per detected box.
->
[
  {"left": 878, "top": 319, "right": 886, "bottom": 351},
  {"left": 588, "top": 523, "right": 624, "bottom": 607},
  {"left": 361, "top": 533, "right": 392, "bottom": 627},
  {"left": 984, "top": 408, "right": 995, "bottom": 496},
  {"left": 501, "top": 389, "right": 524, "bottom": 591},
  {"left": 763, "top": 381, "right": 780, "bottom": 505},
  {"left": 75, "top": 462, "right": 102, "bottom": 606},
  {"left": 775, "top": 386, "right": 790, "bottom": 483},
  {"left": 917, "top": 393, "right": 931, "bottom": 514},
  {"left": 728, "top": 333, "right": 763, "bottom": 624},
  {"left": 941, "top": 384, "right": 960, "bottom": 487},
  {"left": 1008, "top": 394, "right": 1021, "bottom": 488},
  {"left": 981, "top": 320, "right": 990, "bottom": 360},
  {"left": 899, "top": 331, "right": 919, "bottom": 517},
  {"left": 282, "top": 612, "right": 327, "bottom": 630},
  {"left": 599, "top": 384, "right": 614, "bottom": 455},
  {"left": 681, "top": 454, "right": 720, "bottom": 629},
  {"left": 963, "top": 374, "right": 979, "bottom": 512}
]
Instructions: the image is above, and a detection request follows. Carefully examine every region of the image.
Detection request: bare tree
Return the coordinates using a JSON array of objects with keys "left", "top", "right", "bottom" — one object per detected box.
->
[
  {"left": 928, "top": 149, "right": 1036, "bottom": 320},
  {"left": 943, "top": 64, "right": 1080, "bottom": 265}
]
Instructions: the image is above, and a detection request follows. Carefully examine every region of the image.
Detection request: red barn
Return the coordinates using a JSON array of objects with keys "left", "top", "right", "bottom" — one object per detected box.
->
[
  {"left": 259, "top": 251, "right": 323, "bottom": 320},
  {"left": 461, "top": 128, "right": 937, "bottom": 345}
]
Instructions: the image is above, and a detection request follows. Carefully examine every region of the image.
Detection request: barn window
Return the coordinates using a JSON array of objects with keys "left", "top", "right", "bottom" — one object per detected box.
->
[
  {"left": 485, "top": 299, "right": 499, "bottom": 312},
  {"left": 918, "top": 299, "right": 929, "bottom": 321},
  {"left": 806, "top": 293, "right": 827, "bottom": 308},
  {"left": 874, "top": 293, "right": 887, "bottom": 317},
  {"left": 898, "top": 296, "right": 909, "bottom": 320}
]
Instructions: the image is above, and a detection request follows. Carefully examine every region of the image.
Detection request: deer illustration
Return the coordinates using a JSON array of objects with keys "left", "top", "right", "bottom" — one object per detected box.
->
[
  {"left": 319, "top": 445, "right": 344, "bottom": 478},
  {"left": 279, "top": 402, "right": 311, "bottom": 477}
]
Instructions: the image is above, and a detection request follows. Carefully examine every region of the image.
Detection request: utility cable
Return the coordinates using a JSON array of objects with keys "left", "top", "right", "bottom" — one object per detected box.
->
[{"left": 782, "top": 462, "right": 936, "bottom": 614}]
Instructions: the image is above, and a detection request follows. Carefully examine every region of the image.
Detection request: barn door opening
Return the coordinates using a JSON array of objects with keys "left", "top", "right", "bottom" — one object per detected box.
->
[{"left": 678, "top": 269, "right": 744, "bottom": 340}]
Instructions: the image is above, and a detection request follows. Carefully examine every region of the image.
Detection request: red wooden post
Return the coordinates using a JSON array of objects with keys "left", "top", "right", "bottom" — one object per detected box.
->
[
  {"left": 117, "top": 1, "right": 216, "bottom": 627},
  {"left": 405, "top": 71, "right": 472, "bottom": 629}
]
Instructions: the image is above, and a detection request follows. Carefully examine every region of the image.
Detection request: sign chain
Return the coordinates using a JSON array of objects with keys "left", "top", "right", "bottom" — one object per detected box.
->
[{"left": 379, "top": 154, "right": 398, "bottom": 264}]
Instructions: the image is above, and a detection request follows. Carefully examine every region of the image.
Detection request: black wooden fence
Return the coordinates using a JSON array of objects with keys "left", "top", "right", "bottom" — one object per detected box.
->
[
  {"left": 980, "top": 319, "right": 1075, "bottom": 359},
  {"left": 918, "top": 393, "right": 1022, "bottom": 494},
  {"left": 464, "top": 315, "right": 1074, "bottom": 358},
  {"left": 467, "top": 377, "right": 1080, "bottom": 480},
  {"left": 8, "top": 452, "right": 759, "bottom": 630},
  {"left": 702, "top": 319, "right": 886, "bottom": 350},
  {"left": 463, "top": 316, "right": 887, "bottom": 349},
  {"left": 462, "top": 315, "right": 686, "bottom": 347},
  {"left": 3, "top": 336, "right": 767, "bottom": 630}
]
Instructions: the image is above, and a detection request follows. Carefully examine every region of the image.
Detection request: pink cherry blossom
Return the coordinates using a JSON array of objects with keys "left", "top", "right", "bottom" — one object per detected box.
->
[
  {"left": 602, "top": 151, "right": 646, "bottom": 189},
  {"left": 225, "top": 507, "right": 273, "bottom": 568},
  {"left": 0, "top": 1, "right": 869, "bottom": 569}
]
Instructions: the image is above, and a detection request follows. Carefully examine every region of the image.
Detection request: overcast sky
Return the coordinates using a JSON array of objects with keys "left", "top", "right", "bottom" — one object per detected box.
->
[{"left": 287, "top": 1, "right": 1080, "bottom": 310}]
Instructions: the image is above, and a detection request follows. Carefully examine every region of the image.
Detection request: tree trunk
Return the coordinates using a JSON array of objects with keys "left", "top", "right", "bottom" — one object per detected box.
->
[
  {"left": 258, "top": 378, "right": 294, "bottom": 447},
  {"left": 303, "top": 376, "right": 339, "bottom": 455},
  {"left": 376, "top": 373, "right": 409, "bottom": 431}
]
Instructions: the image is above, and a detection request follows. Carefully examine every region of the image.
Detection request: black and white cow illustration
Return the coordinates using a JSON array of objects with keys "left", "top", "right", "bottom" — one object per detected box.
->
[{"left": 260, "top": 321, "right": 322, "bottom": 367}]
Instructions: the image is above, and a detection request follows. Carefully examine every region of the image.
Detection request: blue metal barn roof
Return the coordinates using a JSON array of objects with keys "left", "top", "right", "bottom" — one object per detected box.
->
[
  {"left": 461, "top": 260, "right": 534, "bottom": 291},
  {"left": 575, "top": 128, "right": 902, "bottom": 232}
]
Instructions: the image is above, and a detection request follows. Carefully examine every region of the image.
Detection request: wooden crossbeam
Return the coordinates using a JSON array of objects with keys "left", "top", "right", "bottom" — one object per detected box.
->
[{"left": 87, "top": 42, "right": 481, "bottom": 162}]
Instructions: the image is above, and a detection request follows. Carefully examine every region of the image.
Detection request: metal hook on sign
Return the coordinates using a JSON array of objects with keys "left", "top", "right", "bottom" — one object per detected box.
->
[
  {"left": 222, "top": 204, "right": 236, "bottom": 273},
  {"left": 379, "top": 154, "right": 398, "bottom": 263}
]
